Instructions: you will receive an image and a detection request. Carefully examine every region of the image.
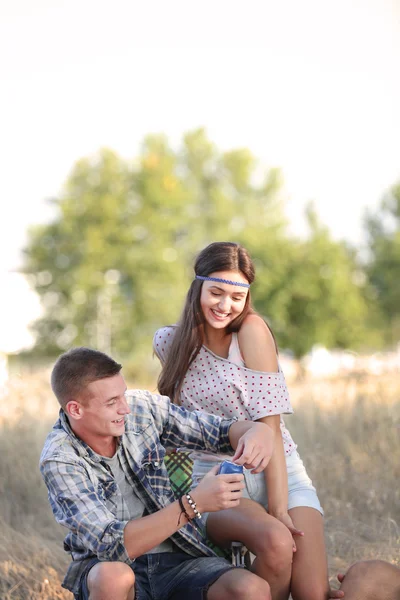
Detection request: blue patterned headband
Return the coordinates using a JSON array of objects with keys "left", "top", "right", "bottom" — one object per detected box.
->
[{"left": 195, "top": 275, "right": 250, "bottom": 288}]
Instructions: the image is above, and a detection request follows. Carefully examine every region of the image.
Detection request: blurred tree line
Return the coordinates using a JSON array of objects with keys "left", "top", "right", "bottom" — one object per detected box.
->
[{"left": 22, "top": 129, "right": 400, "bottom": 373}]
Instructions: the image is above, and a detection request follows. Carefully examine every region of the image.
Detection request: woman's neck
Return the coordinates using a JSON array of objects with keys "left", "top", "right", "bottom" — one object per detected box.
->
[{"left": 203, "top": 326, "right": 232, "bottom": 357}]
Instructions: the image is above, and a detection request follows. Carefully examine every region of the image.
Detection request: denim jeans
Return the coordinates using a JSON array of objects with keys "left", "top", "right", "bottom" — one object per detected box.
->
[{"left": 76, "top": 551, "right": 234, "bottom": 600}]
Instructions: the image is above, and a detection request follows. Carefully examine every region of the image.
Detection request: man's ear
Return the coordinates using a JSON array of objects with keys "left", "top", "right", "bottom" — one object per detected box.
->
[{"left": 65, "top": 400, "right": 84, "bottom": 420}]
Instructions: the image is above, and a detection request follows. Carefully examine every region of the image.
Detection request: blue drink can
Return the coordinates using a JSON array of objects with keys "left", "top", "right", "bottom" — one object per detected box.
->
[{"left": 218, "top": 460, "right": 244, "bottom": 475}]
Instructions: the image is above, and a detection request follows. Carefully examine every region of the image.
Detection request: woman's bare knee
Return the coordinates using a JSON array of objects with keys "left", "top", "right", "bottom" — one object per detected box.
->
[
  {"left": 87, "top": 561, "right": 135, "bottom": 600},
  {"left": 253, "top": 522, "right": 293, "bottom": 571}
]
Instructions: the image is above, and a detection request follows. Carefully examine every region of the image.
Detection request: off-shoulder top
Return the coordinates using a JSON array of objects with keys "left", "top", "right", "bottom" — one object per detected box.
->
[{"left": 154, "top": 326, "right": 297, "bottom": 456}]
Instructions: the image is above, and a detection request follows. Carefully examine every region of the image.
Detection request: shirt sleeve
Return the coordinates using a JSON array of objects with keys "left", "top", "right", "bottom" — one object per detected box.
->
[
  {"left": 132, "top": 390, "right": 235, "bottom": 455},
  {"left": 235, "top": 366, "right": 293, "bottom": 420},
  {"left": 40, "top": 456, "right": 131, "bottom": 563},
  {"left": 153, "top": 326, "right": 175, "bottom": 364}
]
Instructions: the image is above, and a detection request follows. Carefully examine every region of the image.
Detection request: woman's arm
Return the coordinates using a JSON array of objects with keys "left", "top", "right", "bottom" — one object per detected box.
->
[
  {"left": 238, "top": 315, "right": 303, "bottom": 539},
  {"left": 258, "top": 413, "right": 288, "bottom": 516}
]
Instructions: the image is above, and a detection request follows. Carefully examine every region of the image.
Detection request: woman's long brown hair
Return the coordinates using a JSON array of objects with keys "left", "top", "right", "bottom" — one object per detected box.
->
[{"left": 157, "top": 241, "right": 258, "bottom": 403}]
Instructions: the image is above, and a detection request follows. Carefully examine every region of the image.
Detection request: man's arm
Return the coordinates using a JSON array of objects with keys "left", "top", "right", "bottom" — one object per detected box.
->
[
  {"left": 41, "top": 457, "right": 131, "bottom": 563},
  {"left": 134, "top": 390, "right": 274, "bottom": 465},
  {"left": 123, "top": 466, "right": 244, "bottom": 557},
  {"left": 130, "top": 390, "right": 234, "bottom": 455},
  {"left": 124, "top": 420, "right": 275, "bottom": 556},
  {"left": 42, "top": 453, "right": 245, "bottom": 561},
  {"left": 123, "top": 500, "right": 189, "bottom": 557}
]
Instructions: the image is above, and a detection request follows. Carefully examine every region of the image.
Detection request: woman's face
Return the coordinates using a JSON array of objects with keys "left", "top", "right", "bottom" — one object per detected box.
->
[{"left": 200, "top": 270, "right": 249, "bottom": 331}]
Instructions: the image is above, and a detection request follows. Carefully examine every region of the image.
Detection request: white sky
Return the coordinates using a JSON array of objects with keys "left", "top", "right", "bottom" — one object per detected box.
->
[{"left": 1, "top": 0, "right": 400, "bottom": 352}]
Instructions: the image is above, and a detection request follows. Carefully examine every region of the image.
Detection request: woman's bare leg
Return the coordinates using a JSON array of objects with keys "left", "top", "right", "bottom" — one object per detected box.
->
[
  {"left": 288, "top": 507, "right": 329, "bottom": 600},
  {"left": 207, "top": 498, "right": 293, "bottom": 600}
]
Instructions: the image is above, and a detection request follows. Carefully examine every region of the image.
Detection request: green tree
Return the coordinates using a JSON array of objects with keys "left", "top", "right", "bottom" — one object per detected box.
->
[
  {"left": 23, "top": 130, "right": 288, "bottom": 361},
  {"left": 365, "top": 181, "right": 400, "bottom": 345},
  {"left": 252, "top": 205, "right": 370, "bottom": 358},
  {"left": 23, "top": 130, "right": 371, "bottom": 365}
]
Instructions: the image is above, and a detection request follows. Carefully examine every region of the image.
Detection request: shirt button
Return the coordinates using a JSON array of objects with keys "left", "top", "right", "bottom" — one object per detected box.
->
[{"left": 154, "top": 461, "right": 159, "bottom": 467}]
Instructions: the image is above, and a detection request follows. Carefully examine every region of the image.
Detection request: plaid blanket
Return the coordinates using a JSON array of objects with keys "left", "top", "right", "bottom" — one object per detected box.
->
[
  {"left": 164, "top": 450, "right": 229, "bottom": 559},
  {"left": 164, "top": 450, "right": 193, "bottom": 497}
]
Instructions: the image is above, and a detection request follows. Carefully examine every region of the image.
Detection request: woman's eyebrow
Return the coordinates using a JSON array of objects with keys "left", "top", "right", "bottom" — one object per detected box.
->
[{"left": 209, "top": 285, "right": 247, "bottom": 296}]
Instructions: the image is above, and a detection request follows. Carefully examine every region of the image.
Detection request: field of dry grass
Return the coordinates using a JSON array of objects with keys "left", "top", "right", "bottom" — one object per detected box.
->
[{"left": 0, "top": 370, "right": 399, "bottom": 599}]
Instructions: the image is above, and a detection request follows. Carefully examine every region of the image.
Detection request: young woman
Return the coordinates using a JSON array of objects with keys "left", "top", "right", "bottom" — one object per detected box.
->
[{"left": 153, "top": 242, "right": 342, "bottom": 600}]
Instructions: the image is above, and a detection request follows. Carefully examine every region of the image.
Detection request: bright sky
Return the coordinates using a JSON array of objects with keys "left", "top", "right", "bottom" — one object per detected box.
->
[{"left": 1, "top": 0, "right": 399, "bottom": 352}]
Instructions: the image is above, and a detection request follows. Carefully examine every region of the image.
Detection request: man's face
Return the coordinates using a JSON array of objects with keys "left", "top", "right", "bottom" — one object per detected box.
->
[{"left": 73, "top": 373, "right": 130, "bottom": 440}]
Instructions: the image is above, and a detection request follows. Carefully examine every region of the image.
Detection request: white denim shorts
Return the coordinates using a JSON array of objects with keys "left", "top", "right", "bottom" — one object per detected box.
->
[{"left": 191, "top": 450, "right": 323, "bottom": 525}]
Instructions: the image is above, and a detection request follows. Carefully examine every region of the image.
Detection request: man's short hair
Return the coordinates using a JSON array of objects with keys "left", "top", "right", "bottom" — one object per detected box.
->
[{"left": 51, "top": 347, "right": 122, "bottom": 409}]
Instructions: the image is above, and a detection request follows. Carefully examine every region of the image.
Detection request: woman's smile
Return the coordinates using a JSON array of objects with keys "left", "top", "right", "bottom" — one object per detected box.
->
[{"left": 200, "top": 270, "right": 249, "bottom": 330}]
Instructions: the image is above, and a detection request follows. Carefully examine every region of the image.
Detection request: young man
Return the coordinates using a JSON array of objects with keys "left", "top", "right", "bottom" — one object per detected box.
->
[{"left": 40, "top": 347, "right": 274, "bottom": 600}]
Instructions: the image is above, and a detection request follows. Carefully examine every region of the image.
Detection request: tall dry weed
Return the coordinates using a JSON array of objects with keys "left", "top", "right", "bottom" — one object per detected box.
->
[
  {"left": 287, "top": 373, "right": 400, "bottom": 577},
  {"left": 0, "top": 519, "right": 69, "bottom": 600},
  {"left": 0, "top": 370, "right": 399, "bottom": 598}
]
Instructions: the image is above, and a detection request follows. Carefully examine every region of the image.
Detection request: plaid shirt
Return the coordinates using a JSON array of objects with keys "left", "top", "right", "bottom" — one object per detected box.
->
[{"left": 40, "top": 389, "right": 234, "bottom": 595}]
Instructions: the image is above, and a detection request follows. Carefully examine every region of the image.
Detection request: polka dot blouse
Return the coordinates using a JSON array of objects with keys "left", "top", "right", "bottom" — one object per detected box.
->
[{"left": 154, "top": 326, "right": 297, "bottom": 456}]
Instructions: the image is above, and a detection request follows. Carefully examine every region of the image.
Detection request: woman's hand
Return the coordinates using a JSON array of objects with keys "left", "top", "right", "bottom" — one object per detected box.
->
[
  {"left": 270, "top": 511, "right": 304, "bottom": 551},
  {"left": 231, "top": 422, "right": 274, "bottom": 473}
]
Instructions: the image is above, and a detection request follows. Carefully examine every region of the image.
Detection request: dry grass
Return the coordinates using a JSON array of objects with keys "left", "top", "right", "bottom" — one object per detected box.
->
[
  {"left": 1, "top": 370, "right": 399, "bottom": 598},
  {"left": 0, "top": 519, "right": 70, "bottom": 600},
  {"left": 287, "top": 373, "right": 400, "bottom": 584},
  {"left": 0, "top": 390, "right": 70, "bottom": 599}
]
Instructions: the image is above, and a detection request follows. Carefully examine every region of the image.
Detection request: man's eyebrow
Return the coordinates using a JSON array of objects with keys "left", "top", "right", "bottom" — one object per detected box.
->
[
  {"left": 104, "top": 388, "right": 128, "bottom": 403},
  {"left": 103, "top": 396, "right": 117, "bottom": 404}
]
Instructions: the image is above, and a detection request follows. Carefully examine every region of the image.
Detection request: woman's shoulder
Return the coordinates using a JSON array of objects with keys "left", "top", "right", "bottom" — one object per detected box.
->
[
  {"left": 238, "top": 314, "right": 278, "bottom": 371},
  {"left": 153, "top": 325, "right": 177, "bottom": 362},
  {"left": 239, "top": 313, "right": 273, "bottom": 338}
]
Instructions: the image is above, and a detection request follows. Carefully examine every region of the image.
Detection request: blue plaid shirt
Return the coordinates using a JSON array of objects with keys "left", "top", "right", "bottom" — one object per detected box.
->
[{"left": 40, "top": 389, "right": 235, "bottom": 595}]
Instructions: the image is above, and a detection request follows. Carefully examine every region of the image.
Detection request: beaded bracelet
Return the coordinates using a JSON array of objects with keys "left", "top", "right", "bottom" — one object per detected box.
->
[
  {"left": 177, "top": 496, "right": 202, "bottom": 542},
  {"left": 185, "top": 493, "right": 202, "bottom": 519},
  {"left": 178, "top": 496, "right": 192, "bottom": 526}
]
